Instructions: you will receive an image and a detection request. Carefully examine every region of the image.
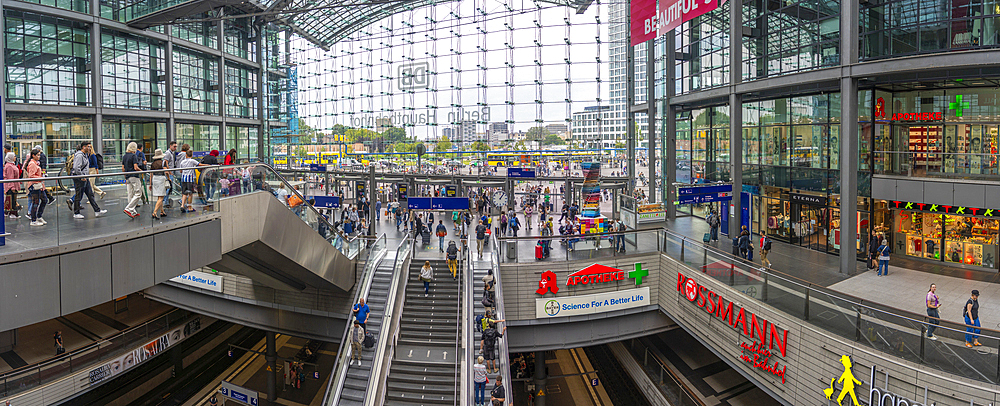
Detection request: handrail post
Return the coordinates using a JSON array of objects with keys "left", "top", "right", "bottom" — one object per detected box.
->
[
  {"left": 761, "top": 272, "right": 768, "bottom": 302},
  {"left": 855, "top": 306, "right": 862, "bottom": 342},
  {"left": 680, "top": 239, "right": 685, "bottom": 262},
  {"left": 803, "top": 287, "right": 810, "bottom": 321},
  {"left": 919, "top": 324, "right": 926, "bottom": 361}
]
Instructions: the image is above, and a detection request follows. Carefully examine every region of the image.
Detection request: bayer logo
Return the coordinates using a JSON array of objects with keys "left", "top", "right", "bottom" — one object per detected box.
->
[{"left": 544, "top": 300, "right": 560, "bottom": 316}]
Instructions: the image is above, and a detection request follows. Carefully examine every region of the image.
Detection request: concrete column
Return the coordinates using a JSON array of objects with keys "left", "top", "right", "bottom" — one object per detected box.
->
[
  {"left": 90, "top": 21, "right": 103, "bottom": 153},
  {"left": 728, "top": 0, "right": 744, "bottom": 237},
  {"left": 266, "top": 331, "right": 277, "bottom": 404},
  {"left": 534, "top": 350, "right": 546, "bottom": 406},
  {"left": 256, "top": 26, "right": 266, "bottom": 161},
  {"left": 840, "top": 0, "right": 860, "bottom": 274},
  {"left": 664, "top": 31, "right": 677, "bottom": 219},
  {"left": 369, "top": 165, "right": 376, "bottom": 236},
  {"left": 646, "top": 40, "right": 656, "bottom": 203},
  {"left": 165, "top": 41, "right": 176, "bottom": 144},
  {"left": 626, "top": 39, "right": 636, "bottom": 190}
]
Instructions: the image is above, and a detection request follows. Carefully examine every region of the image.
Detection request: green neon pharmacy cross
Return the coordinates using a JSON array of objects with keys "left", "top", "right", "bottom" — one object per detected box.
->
[
  {"left": 949, "top": 95, "right": 970, "bottom": 117},
  {"left": 629, "top": 263, "right": 649, "bottom": 286}
]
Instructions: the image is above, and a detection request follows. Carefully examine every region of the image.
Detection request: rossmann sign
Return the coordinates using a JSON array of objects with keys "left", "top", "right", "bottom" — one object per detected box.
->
[{"left": 677, "top": 273, "right": 789, "bottom": 383}]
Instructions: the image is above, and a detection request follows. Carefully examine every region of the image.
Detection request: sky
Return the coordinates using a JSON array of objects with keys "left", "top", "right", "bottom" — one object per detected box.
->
[{"left": 291, "top": 0, "right": 615, "bottom": 141}]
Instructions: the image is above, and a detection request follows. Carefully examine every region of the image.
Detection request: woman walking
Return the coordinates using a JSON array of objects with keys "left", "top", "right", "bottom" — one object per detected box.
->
[
  {"left": 473, "top": 355, "right": 488, "bottom": 406},
  {"left": 4, "top": 152, "right": 20, "bottom": 218},
  {"left": 419, "top": 260, "right": 434, "bottom": 296},
  {"left": 150, "top": 149, "right": 168, "bottom": 219},
  {"left": 25, "top": 149, "right": 47, "bottom": 226}
]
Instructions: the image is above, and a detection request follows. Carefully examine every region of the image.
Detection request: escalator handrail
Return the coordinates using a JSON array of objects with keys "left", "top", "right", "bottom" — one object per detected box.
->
[
  {"left": 463, "top": 235, "right": 476, "bottom": 406},
  {"left": 321, "top": 233, "right": 387, "bottom": 406},
  {"left": 365, "top": 236, "right": 413, "bottom": 405},
  {"left": 490, "top": 233, "right": 513, "bottom": 403}
]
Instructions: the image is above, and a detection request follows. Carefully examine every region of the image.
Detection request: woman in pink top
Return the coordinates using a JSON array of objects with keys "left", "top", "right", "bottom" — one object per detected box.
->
[
  {"left": 3, "top": 152, "right": 20, "bottom": 218},
  {"left": 25, "top": 149, "right": 47, "bottom": 226}
]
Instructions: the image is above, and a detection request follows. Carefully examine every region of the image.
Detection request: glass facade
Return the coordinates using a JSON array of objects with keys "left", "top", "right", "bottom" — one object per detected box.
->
[
  {"left": 225, "top": 63, "right": 257, "bottom": 119},
  {"left": 223, "top": 17, "right": 254, "bottom": 61},
  {"left": 5, "top": 11, "right": 91, "bottom": 106},
  {"left": 862, "top": 0, "right": 1000, "bottom": 59},
  {"left": 743, "top": 0, "right": 840, "bottom": 80},
  {"left": 173, "top": 47, "right": 219, "bottom": 115},
  {"left": 171, "top": 19, "right": 218, "bottom": 49},
  {"left": 101, "top": 29, "right": 166, "bottom": 110},
  {"left": 225, "top": 126, "right": 259, "bottom": 161},
  {"left": 5, "top": 118, "right": 92, "bottom": 169},
  {"left": 102, "top": 121, "right": 167, "bottom": 166},
  {"left": 674, "top": 2, "right": 730, "bottom": 95},
  {"left": 176, "top": 123, "right": 220, "bottom": 153}
]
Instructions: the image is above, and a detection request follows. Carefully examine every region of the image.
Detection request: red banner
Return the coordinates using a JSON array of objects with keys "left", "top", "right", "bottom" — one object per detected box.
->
[
  {"left": 630, "top": 0, "right": 658, "bottom": 46},
  {"left": 630, "top": 0, "right": 723, "bottom": 46}
]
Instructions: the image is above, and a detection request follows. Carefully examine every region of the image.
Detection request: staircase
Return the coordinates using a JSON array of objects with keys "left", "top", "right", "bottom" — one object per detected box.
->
[
  {"left": 385, "top": 259, "right": 461, "bottom": 405},
  {"left": 337, "top": 256, "right": 395, "bottom": 405}
]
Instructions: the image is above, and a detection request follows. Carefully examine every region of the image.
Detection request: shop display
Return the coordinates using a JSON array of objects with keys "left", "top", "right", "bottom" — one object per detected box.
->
[{"left": 893, "top": 210, "right": 998, "bottom": 268}]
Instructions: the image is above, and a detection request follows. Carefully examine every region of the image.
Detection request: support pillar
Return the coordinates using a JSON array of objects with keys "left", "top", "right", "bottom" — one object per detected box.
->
[
  {"left": 727, "top": 0, "right": 744, "bottom": 237},
  {"left": 840, "top": 0, "right": 860, "bottom": 274},
  {"left": 165, "top": 41, "right": 175, "bottom": 145},
  {"left": 369, "top": 165, "right": 376, "bottom": 236},
  {"left": 646, "top": 39, "right": 656, "bottom": 203},
  {"left": 218, "top": 20, "right": 227, "bottom": 151},
  {"left": 90, "top": 19, "right": 103, "bottom": 153},
  {"left": 534, "top": 350, "right": 547, "bottom": 406},
  {"left": 266, "top": 332, "right": 277, "bottom": 404},
  {"left": 626, "top": 37, "right": 636, "bottom": 191},
  {"left": 664, "top": 32, "right": 677, "bottom": 219}
]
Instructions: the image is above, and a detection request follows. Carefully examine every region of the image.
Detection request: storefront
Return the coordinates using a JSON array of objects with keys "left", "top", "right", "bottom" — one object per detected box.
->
[{"left": 887, "top": 200, "right": 999, "bottom": 270}]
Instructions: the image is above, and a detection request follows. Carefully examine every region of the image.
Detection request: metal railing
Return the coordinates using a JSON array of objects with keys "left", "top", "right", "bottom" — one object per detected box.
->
[
  {"left": 366, "top": 236, "right": 412, "bottom": 405},
  {"left": 462, "top": 237, "right": 475, "bottom": 406},
  {"left": 625, "top": 338, "right": 707, "bottom": 406},
  {"left": 661, "top": 227, "right": 1000, "bottom": 385},
  {"left": 490, "top": 233, "right": 513, "bottom": 405},
  {"left": 321, "top": 233, "right": 387, "bottom": 406},
  {"left": 496, "top": 226, "right": 665, "bottom": 262},
  {"left": 0, "top": 308, "right": 190, "bottom": 398}
]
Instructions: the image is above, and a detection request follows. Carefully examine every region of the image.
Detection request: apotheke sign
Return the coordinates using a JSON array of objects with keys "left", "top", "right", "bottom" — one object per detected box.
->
[{"left": 535, "top": 263, "right": 649, "bottom": 295}]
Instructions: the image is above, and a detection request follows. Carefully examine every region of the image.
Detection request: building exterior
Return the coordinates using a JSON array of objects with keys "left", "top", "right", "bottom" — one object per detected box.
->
[
  {"left": 456, "top": 121, "right": 477, "bottom": 146},
  {"left": 544, "top": 123, "right": 567, "bottom": 134},
  {"left": 571, "top": 106, "right": 614, "bottom": 150},
  {"left": 2, "top": 3, "right": 285, "bottom": 167},
  {"left": 609, "top": 0, "right": 647, "bottom": 150},
  {"left": 646, "top": 0, "right": 1000, "bottom": 272}
]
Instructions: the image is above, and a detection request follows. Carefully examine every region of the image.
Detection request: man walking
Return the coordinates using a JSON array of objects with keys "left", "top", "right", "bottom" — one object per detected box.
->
[
  {"left": 353, "top": 298, "right": 370, "bottom": 333},
  {"left": 708, "top": 210, "right": 721, "bottom": 242},
  {"left": 760, "top": 232, "right": 772, "bottom": 268},
  {"left": 476, "top": 220, "right": 488, "bottom": 258},
  {"left": 70, "top": 142, "right": 106, "bottom": 219},
  {"left": 436, "top": 220, "right": 448, "bottom": 252},
  {"left": 480, "top": 323, "right": 506, "bottom": 374}
]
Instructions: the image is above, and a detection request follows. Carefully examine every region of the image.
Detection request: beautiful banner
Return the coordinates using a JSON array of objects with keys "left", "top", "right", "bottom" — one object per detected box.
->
[
  {"left": 630, "top": 0, "right": 724, "bottom": 46},
  {"left": 630, "top": 0, "right": 658, "bottom": 46}
]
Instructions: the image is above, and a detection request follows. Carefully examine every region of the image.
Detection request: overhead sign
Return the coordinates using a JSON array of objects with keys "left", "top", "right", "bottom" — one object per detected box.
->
[
  {"left": 678, "top": 184, "right": 732, "bottom": 195},
  {"left": 407, "top": 197, "right": 432, "bottom": 210},
  {"left": 170, "top": 271, "right": 222, "bottom": 293},
  {"left": 220, "top": 381, "right": 259, "bottom": 406},
  {"left": 678, "top": 273, "right": 788, "bottom": 383},
  {"left": 789, "top": 193, "right": 825, "bottom": 206},
  {"left": 88, "top": 318, "right": 203, "bottom": 385},
  {"left": 356, "top": 181, "right": 367, "bottom": 198},
  {"left": 445, "top": 184, "right": 457, "bottom": 197},
  {"left": 507, "top": 167, "right": 536, "bottom": 178},
  {"left": 312, "top": 195, "right": 341, "bottom": 209},
  {"left": 676, "top": 192, "right": 732, "bottom": 205},
  {"left": 536, "top": 287, "right": 650, "bottom": 318},
  {"left": 890, "top": 200, "right": 1000, "bottom": 217},
  {"left": 309, "top": 164, "right": 327, "bottom": 172}
]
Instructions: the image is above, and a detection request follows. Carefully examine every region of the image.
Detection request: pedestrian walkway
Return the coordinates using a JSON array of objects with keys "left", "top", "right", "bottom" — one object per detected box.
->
[{"left": 0, "top": 294, "right": 173, "bottom": 373}]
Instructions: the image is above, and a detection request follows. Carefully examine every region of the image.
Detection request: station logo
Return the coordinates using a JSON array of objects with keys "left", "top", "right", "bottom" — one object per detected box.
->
[
  {"left": 822, "top": 355, "right": 861, "bottom": 406},
  {"left": 398, "top": 62, "right": 429, "bottom": 90}
]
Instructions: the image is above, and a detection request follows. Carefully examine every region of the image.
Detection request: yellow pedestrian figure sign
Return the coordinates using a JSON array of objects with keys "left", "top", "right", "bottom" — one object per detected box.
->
[
  {"left": 537, "top": 389, "right": 545, "bottom": 396},
  {"left": 824, "top": 355, "right": 861, "bottom": 406}
]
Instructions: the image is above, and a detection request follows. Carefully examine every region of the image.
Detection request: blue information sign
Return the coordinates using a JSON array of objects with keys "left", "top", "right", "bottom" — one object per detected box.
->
[
  {"left": 312, "top": 196, "right": 340, "bottom": 208},
  {"left": 407, "top": 197, "right": 433, "bottom": 210},
  {"left": 591, "top": 378, "right": 599, "bottom": 387},
  {"left": 507, "top": 168, "right": 536, "bottom": 178},
  {"left": 431, "top": 197, "right": 470, "bottom": 210},
  {"left": 309, "top": 164, "right": 327, "bottom": 172},
  {"left": 678, "top": 184, "right": 732, "bottom": 195},
  {"left": 676, "top": 192, "right": 732, "bottom": 205}
]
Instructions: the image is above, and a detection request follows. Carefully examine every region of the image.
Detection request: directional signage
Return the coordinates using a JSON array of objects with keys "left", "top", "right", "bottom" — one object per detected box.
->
[
  {"left": 507, "top": 167, "right": 536, "bottom": 178},
  {"left": 407, "top": 197, "right": 433, "bottom": 210},
  {"left": 677, "top": 184, "right": 732, "bottom": 195},
  {"left": 431, "top": 197, "right": 470, "bottom": 210},
  {"left": 220, "top": 381, "right": 258, "bottom": 406},
  {"left": 312, "top": 195, "right": 340, "bottom": 208},
  {"left": 397, "top": 183, "right": 408, "bottom": 200},
  {"left": 445, "top": 184, "right": 457, "bottom": 197},
  {"left": 676, "top": 192, "right": 732, "bottom": 205},
  {"left": 591, "top": 377, "right": 600, "bottom": 387},
  {"left": 309, "top": 164, "right": 327, "bottom": 172}
]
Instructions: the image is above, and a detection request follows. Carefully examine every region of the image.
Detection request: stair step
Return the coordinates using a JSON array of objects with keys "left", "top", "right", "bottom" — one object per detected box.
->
[
  {"left": 385, "top": 380, "right": 456, "bottom": 395},
  {"left": 385, "top": 390, "right": 454, "bottom": 405}
]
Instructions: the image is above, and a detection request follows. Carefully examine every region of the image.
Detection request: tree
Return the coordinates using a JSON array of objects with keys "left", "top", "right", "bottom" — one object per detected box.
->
[
  {"left": 394, "top": 142, "right": 415, "bottom": 153},
  {"left": 526, "top": 126, "right": 550, "bottom": 141},
  {"left": 331, "top": 124, "right": 347, "bottom": 135},
  {"left": 297, "top": 119, "right": 316, "bottom": 141},
  {"left": 542, "top": 134, "right": 566, "bottom": 145},
  {"left": 434, "top": 136, "right": 452, "bottom": 152},
  {"left": 614, "top": 141, "right": 626, "bottom": 149},
  {"left": 293, "top": 145, "right": 308, "bottom": 158},
  {"left": 470, "top": 141, "right": 489, "bottom": 151},
  {"left": 381, "top": 127, "right": 408, "bottom": 143}
]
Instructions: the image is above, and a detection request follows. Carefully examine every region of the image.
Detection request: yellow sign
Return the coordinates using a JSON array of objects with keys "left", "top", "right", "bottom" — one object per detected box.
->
[
  {"left": 824, "top": 355, "right": 860, "bottom": 406},
  {"left": 266, "top": 365, "right": 272, "bottom": 372},
  {"left": 537, "top": 389, "right": 545, "bottom": 396}
]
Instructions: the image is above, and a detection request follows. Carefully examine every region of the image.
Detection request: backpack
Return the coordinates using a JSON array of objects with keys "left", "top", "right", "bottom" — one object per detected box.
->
[
  {"left": 363, "top": 331, "right": 376, "bottom": 348},
  {"left": 475, "top": 314, "right": 485, "bottom": 332},
  {"left": 482, "top": 290, "right": 494, "bottom": 307},
  {"left": 95, "top": 153, "right": 105, "bottom": 170},
  {"left": 509, "top": 217, "right": 517, "bottom": 228},
  {"left": 763, "top": 237, "right": 772, "bottom": 251}
]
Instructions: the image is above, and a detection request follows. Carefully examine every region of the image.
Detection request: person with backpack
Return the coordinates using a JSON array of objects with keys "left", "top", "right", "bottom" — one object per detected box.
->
[
  {"left": 498, "top": 212, "right": 508, "bottom": 236},
  {"left": 69, "top": 142, "right": 106, "bottom": 220},
  {"left": 474, "top": 355, "right": 488, "bottom": 406},
  {"left": 436, "top": 220, "right": 448, "bottom": 252},
  {"left": 876, "top": 239, "right": 891, "bottom": 276},
  {"left": 508, "top": 213, "right": 520, "bottom": 237},
  {"left": 350, "top": 321, "right": 365, "bottom": 366},
  {"left": 446, "top": 240, "right": 460, "bottom": 278},
  {"left": 738, "top": 227, "right": 750, "bottom": 259},
  {"left": 352, "top": 297, "right": 370, "bottom": 333},
  {"left": 707, "top": 210, "right": 721, "bottom": 242},
  {"left": 760, "top": 233, "right": 772, "bottom": 268},
  {"left": 480, "top": 323, "right": 506, "bottom": 374},
  {"left": 476, "top": 220, "right": 488, "bottom": 258}
]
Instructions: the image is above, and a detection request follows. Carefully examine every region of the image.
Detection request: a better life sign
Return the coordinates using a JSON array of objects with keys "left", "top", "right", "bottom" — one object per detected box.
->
[{"left": 220, "top": 381, "right": 258, "bottom": 405}]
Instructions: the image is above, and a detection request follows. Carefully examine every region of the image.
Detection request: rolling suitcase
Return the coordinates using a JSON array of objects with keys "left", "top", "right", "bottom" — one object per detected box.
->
[{"left": 535, "top": 242, "right": 544, "bottom": 260}]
